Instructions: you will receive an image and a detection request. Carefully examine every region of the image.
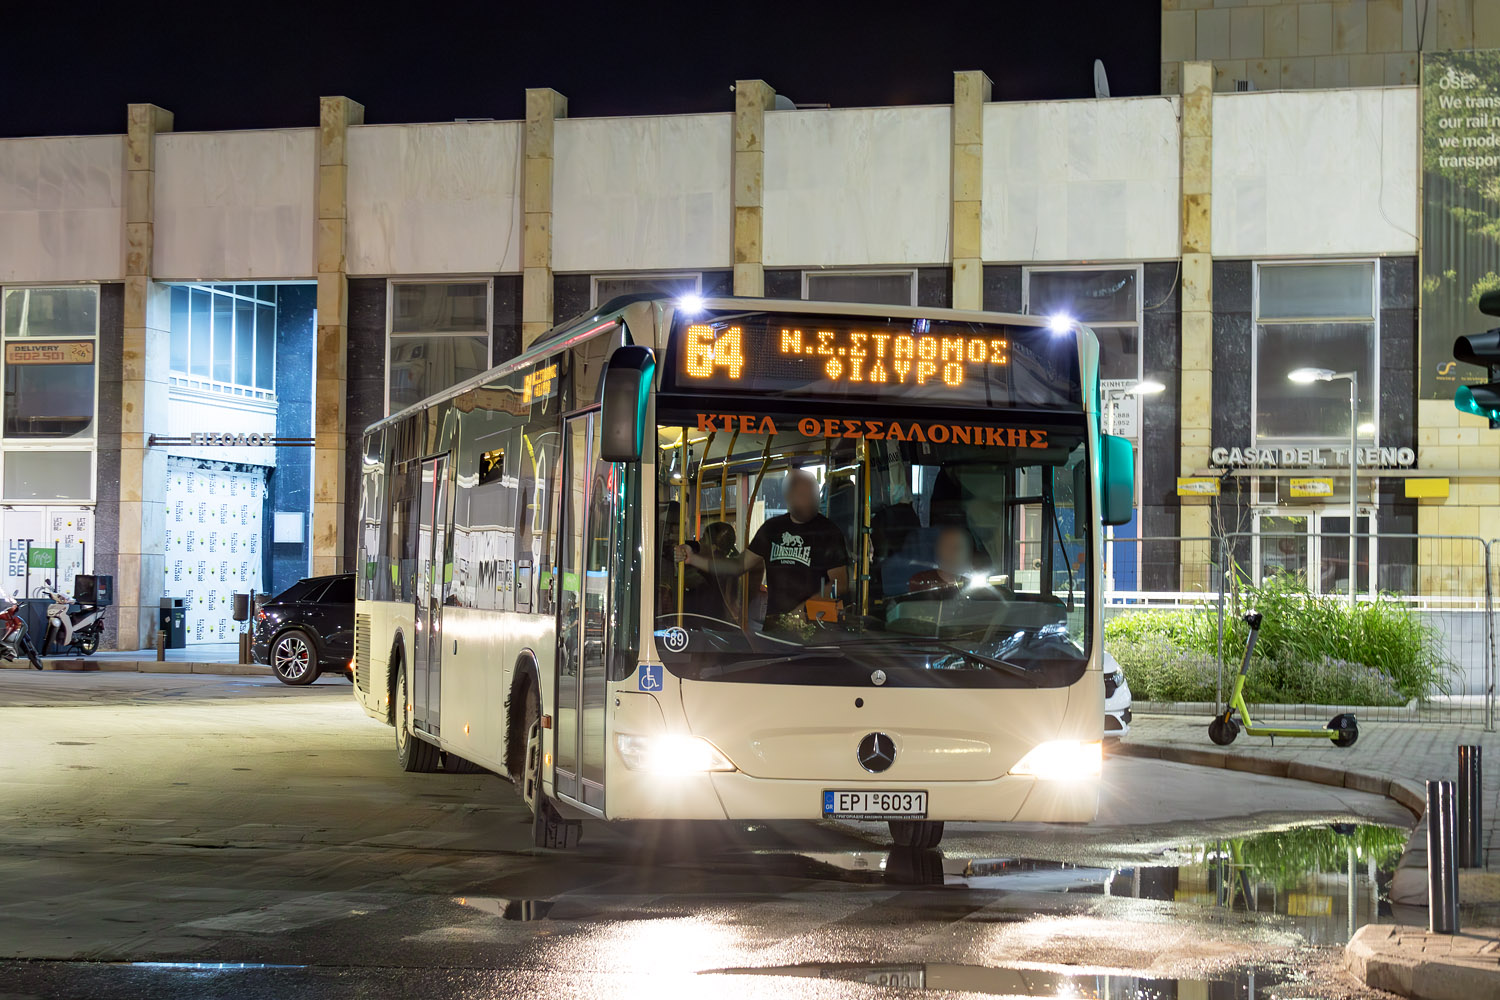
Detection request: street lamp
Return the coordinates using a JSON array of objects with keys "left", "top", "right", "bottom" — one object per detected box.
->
[
  {"left": 1288, "top": 366, "right": 1359, "bottom": 606},
  {"left": 1103, "top": 379, "right": 1165, "bottom": 435}
]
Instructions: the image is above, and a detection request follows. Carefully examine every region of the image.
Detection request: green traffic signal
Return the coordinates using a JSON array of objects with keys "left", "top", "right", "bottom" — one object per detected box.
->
[{"left": 1456, "top": 385, "right": 1500, "bottom": 428}]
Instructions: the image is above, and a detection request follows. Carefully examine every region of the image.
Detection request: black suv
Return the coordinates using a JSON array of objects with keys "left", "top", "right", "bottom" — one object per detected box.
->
[{"left": 252, "top": 574, "right": 355, "bottom": 685}]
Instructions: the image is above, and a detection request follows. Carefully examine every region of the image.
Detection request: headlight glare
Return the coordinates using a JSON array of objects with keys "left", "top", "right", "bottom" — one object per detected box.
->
[
  {"left": 616, "top": 733, "right": 735, "bottom": 774},
  {"left": 1009, "top": 739, "right": 1103, "bottom": 781}
]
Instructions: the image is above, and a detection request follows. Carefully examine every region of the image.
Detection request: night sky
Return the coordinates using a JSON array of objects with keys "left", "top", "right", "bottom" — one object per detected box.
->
[{"left": 4, "top": 1, "right": 1161, "bottom": 138}]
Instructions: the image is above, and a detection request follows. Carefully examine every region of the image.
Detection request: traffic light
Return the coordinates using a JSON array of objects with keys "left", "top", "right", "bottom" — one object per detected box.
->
[{"left": 1454, "top": 291, "right": 1500, "bottom": 428}]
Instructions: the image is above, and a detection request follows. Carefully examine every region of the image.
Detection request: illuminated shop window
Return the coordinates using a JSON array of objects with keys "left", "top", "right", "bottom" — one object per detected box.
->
[
  {"left": 168, "top": 284, "right": 276, "bottom": 398},
  {"left": 0, "top": 285, "right": 99, "bottom": 502},
  {"left": 387, "top": 280, "right": 492, "bottom": 415}
]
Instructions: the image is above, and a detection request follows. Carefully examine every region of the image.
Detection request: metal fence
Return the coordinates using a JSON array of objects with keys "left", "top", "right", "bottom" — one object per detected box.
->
[{"left": 1102, "top": 533, "right": 1496, "bottom": 731}]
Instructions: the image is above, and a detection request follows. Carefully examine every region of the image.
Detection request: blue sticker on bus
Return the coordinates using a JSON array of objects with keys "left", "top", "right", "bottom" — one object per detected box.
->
[{"left": 638, "top": 663, "right": 663, "bottom": 692}]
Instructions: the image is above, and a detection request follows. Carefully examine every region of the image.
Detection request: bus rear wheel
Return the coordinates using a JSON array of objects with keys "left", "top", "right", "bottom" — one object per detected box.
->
[
  {"left": 889, "top": 819, "right": 944, "bottom": 849},
  {"left": 395, "top": 668, "right": 441, "bottom": 773}
]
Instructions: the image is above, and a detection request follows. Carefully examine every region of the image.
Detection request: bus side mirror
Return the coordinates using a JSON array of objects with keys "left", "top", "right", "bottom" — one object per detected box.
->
[
  {"left": 599, "top": 345, "right": 655, "bottom": 463},
  {"left": 1100, "top": 433, "right": 1135, "bottom": 526}
]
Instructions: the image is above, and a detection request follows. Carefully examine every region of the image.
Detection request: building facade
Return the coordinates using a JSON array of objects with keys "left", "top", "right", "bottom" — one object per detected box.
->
[{"left": 0, "top": 47, "right": 1493, "bottom": 648}]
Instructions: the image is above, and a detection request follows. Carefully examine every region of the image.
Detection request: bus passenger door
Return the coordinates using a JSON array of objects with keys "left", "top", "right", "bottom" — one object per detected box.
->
[
  {"left": 555, "top": 412, "right": 610, "bottom": 813},
  {"left": 413, "top": 454, "right": 451, "bottom": 736}
]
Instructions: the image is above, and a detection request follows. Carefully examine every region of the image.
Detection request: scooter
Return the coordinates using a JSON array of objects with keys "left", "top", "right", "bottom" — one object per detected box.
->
[
  {"left": 41, "top": 578, "right": 106, "bottom": 656},
  {"left": 0, "top": 591, "right": 43, "bottom": 669},
  {"left": 1208, "top": 611, "right": 1359, "bottom": 748}
]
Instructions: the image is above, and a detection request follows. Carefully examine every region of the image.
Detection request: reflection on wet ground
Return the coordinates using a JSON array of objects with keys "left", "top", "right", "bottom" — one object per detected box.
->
[{"left": 707, "top": 961, "right": 1288, "bottom": 998}]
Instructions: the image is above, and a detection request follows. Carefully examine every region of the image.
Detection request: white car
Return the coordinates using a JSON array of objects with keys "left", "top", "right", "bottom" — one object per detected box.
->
[{"left": 1102, "top": 650, "right": 1132, "bottom": 737}]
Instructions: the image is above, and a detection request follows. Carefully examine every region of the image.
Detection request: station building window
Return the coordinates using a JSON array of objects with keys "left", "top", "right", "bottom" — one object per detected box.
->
[
  {"left": 387, "top": 280, "right": 492, "bottom": 415},
  {"left": 591, "top": 273, "right": 700, "bottom": 307},
  {"left": 0, "top": 285, "right": 99, "bottom": 503},
  {"left": 803, "top": 269, "right": 916, "bottom": 306},
  {"left": 1252, "top": 260, "right": 1377, "bottom": 446},
  {"left": 1024, "top": 266, "right": 1143, "bottom": 591},
  {"left": 167, "top": 284, "right": 277, "bottom": 399}
]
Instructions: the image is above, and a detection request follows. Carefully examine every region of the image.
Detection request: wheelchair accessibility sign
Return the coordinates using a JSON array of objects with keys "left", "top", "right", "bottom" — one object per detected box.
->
[{"left": 638, "top": 663, "right": 663, "bottom": 692}]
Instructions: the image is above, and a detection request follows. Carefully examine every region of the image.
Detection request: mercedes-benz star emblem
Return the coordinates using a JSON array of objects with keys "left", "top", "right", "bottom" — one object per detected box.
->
[
  {"left": 857, "top": 732, "right": 896, "bottom": 773},
  {"left": 870, "top": 669, "right": 887, "bottom": 686}
]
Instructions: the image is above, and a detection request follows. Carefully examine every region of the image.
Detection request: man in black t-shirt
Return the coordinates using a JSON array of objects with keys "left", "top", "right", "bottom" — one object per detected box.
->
[{"left": 675, "top": 469, "right": 849, "bottom": 628}]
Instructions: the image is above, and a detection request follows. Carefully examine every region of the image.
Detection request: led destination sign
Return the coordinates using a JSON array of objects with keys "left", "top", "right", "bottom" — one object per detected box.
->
[{"left": 669, "top": 312, "right": 1079, "bottom": 408}]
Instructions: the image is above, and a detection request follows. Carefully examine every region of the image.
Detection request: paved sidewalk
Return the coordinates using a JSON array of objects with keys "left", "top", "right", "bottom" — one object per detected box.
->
[
  {"left": 0, "top": 641, "right": 269, "bottom": 675},
  {"left": 1123, "top": 713, "right": 1500, "bottom": 999},
  {"left": 1346, "top": 924, "right": 1500, "bottom": 1000}
]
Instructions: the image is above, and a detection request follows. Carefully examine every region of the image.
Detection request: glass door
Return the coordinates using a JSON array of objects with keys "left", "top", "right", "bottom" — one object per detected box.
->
[
  {"left": 413, "top": 454, "right": 451, "bottom": 735},
  {"left": 554, "top": 411, "right": 614, "bottom": 812}
]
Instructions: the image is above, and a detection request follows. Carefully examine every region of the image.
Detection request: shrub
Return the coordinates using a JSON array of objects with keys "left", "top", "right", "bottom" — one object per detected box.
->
[{"left": 1105, "top": 572, "right": 1453, "bottom": 705}]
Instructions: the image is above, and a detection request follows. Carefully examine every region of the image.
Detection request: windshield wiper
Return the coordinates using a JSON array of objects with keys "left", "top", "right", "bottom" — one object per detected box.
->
[{"left": 922, "top": 640, "right": 1035, "bottom": 681}]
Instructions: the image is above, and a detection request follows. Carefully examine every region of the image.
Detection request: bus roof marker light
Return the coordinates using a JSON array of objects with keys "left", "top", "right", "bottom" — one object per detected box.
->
[
  {"left": 1047, "top": 313, "right": 1073, "bottom": 334},
  {"left": 677, "top": 293, "right": 705, "bottom": 315}
]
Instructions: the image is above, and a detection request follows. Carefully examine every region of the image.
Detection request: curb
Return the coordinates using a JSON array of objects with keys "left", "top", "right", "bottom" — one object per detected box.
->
[
  {"left": 1116, "top": 737, "right": 1498, "bottom": 1000},
  {"left": 3, "top": 659, "right": 271, "bottom": 676},
  {"left": 1344, "top": 924, "right": 1500, "bottom": 1000}
]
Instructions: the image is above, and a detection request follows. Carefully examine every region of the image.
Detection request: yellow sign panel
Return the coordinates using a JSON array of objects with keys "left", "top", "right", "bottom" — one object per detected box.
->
[
  {"left": 4, "top": 341, "right": 94, "bottom": 365},
  {"left": 1289, "top": 478, "right": 1334, "bottom": 498},
  {"left": 1287, "top": 893, "right": 1333, "bottom": 916},
  {"left": 1177, "top": 477, "right": 1220, "bottom": 497},
  {"left": 1406, "top": 477, "right": 1450, "bottom": 499}
]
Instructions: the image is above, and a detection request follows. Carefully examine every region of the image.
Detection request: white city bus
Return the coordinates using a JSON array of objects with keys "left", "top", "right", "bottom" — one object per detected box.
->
[{"left": 352, "top": 296, "right": 1135, "bottom": 848}]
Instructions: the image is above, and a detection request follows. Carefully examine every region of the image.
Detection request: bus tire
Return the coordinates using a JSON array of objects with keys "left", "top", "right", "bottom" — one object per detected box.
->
[
  {"left": 395, "top": 666, "right": 441, "bottom": 773},
  {"left": 889, "top": 819, "right": 943, "bottom": 849},
  {"left": 444, "top": 752, "right": 488, "bottom": 774}
]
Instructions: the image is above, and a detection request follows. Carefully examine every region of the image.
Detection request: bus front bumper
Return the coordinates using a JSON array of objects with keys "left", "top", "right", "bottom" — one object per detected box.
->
[{"left": 604, "top": 768, "right": 1100, "bottom": 824}]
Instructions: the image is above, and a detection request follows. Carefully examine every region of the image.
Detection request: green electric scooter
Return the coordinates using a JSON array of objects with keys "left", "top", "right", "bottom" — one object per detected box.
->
[{"left": 1207, "top": 611, "right": 1359, "bottom": 748}]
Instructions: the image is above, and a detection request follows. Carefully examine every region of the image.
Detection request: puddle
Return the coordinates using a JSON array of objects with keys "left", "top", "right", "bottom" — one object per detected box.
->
[
  {"left": 455, "top": 896, "right": 556, "bottom": 921},
  {"left": 128, "top": 962, "right": 305, "bottom": 970},
  {"left": 704, "top": 962, "right": 1287, "bottom": 998},
  {"left": 779, "top": 822, "right": 1411, "bottom": 946}
]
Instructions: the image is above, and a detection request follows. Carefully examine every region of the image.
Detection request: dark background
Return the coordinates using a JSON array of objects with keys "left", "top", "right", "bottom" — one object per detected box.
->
[{"left": 4, "top": 1, "right": 1161, "bottom": 137}]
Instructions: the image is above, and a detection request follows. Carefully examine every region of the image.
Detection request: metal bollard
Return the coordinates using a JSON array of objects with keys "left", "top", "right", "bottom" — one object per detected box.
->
[
  {"left": 156, "top": 629, "right": 166, "bottom": 662},
  {"left": 1458, "top": 745, "right": 1483, "bottom": 869},
  {"left": 1427, "top": 780, "right": 1460, "bottom": 934}
]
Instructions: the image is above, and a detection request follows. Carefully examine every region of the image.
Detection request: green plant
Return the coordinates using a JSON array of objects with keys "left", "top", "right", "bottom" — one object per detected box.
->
[{"left": 1105, "top": 573, "right": 1453, "bottom": 705}]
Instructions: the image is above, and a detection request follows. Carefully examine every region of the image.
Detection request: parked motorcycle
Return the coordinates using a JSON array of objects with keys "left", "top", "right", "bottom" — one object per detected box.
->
[
  {"left": 41, "top": 578, "right": 106, "bottom": 656},
  {"left": 0, "top": 591, "right": 43, "bottom": 669}
]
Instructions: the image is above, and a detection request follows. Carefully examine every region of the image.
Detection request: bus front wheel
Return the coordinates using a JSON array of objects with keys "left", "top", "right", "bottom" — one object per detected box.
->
[
  {"left": 889, "top": 820, "right": 944, "bottom": 849},
  {"left": 522, "top": 684, "right": 581, "bottom": 849},
  {"left": 395, "top": 668, "right": 441, "bottom": 773}
]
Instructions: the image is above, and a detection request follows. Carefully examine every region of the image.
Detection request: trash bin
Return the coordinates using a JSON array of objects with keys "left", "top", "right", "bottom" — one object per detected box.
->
[
  {"left": 19, "top": 598, "right": 51, "bottom": 652},
  {"left": 158, "top": 597, "right": 186, "bottom": 649}
]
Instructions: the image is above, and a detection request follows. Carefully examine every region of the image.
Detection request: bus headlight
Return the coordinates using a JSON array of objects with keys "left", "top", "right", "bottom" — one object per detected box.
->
[
  {"left": 1009, "top": 739, "right": 1103, "bottom": 781},
  {"left": 616, "top": 734, "right": 735, "bottom": 774}
]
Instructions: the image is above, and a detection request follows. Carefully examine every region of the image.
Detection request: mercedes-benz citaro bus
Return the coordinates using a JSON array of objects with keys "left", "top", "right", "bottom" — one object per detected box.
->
[{"left": 353, "top": 295, "right": 1135, "bottom": 849}]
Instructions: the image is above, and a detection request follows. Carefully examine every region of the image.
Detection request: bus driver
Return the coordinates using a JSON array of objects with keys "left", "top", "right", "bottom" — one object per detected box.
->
[{"left": 675, "top": 468, "right": 849, "bottom": 633}]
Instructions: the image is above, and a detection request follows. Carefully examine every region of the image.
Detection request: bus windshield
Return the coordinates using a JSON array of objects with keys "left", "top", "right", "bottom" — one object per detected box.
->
[{"left": 653, "top": 410, "right": 1090, "bottom": 688}]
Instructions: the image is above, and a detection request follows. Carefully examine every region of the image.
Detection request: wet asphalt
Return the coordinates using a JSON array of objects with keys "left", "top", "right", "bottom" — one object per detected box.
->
[{"left": 0, "top": 670, "right": 1415, "bottom": 999}]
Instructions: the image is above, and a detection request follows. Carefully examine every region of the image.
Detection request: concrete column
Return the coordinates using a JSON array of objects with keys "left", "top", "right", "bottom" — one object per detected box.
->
[
  {"left": 951, "top": 71, "right": 991, "bottom": 311},
  {"left": 523, "top": 88, "right": 567, "bottom": 346},
  {"left": 1178, "top": 62, "right": 1214, "bottom": 547},
  {"left": 733, "top": 80, "right": 776, "bottom": 297},
  {"left": 312, "top": 96, "right": 363, "bottom": 577},
  {"left": 117, "top": 103, "right": 173, "bottom": 649}
]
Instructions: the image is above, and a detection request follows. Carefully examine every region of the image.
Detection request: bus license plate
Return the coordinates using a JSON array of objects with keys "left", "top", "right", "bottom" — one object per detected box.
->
[{"left": 822, "top": 790, "right": 927, "bottom": 819}]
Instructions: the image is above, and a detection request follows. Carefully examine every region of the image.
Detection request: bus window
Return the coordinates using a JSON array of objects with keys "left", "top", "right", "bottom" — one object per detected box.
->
[{"left": 653, "top": 412, "right": 1090, "bottom": 688}]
